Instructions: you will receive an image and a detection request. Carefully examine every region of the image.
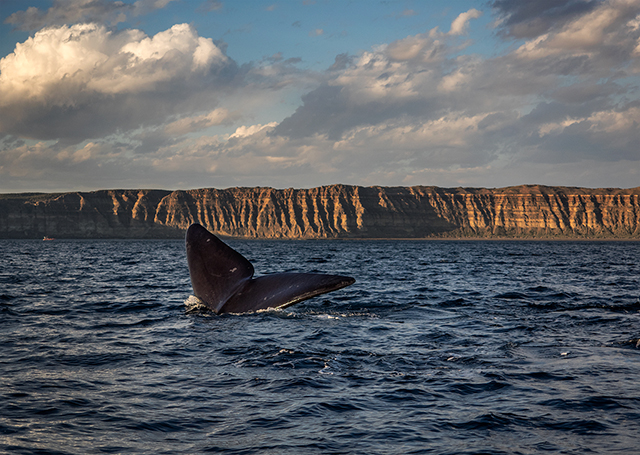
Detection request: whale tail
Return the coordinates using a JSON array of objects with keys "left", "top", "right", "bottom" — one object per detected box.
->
[{"left": 185, "top": 223, "right": 355, "bottom": 314}]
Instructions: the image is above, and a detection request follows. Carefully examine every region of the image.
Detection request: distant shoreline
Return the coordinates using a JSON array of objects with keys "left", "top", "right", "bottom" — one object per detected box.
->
[
  {"left": 1, "top": 184, "right": 639, "bottom": 240},
  {"left": 6, "top": 237, "right": 640, "bottom": 242}
]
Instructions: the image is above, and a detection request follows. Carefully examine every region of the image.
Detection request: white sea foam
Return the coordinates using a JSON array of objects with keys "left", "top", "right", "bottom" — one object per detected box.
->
[{"left": 183, "top": 295, "right": 208, "bottom": 312}]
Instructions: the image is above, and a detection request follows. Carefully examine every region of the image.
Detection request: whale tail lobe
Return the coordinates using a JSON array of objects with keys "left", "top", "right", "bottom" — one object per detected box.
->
[{"left": 185, "top": 223, "right": 355, "bottom": 313}]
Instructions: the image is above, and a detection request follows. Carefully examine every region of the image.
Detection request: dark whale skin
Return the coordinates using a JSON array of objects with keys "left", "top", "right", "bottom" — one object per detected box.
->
[{"left": 185, "top": 223, "right": 355, "bottom": 313}]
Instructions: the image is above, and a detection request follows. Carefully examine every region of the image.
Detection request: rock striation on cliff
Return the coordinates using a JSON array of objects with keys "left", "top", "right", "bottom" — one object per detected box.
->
[{"left": 1, "top": 185, "right": 639, "bottom": 239}]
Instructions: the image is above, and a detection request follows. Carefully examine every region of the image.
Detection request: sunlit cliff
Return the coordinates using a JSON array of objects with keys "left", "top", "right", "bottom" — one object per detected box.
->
[{"left": 1, "top": 185, "right": 639, "bottom": 239}]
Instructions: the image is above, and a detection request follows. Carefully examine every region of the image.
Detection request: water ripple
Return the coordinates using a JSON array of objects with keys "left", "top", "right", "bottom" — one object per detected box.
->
[{"left": 1, "top": 239, "right": 639, "bottom": 454}]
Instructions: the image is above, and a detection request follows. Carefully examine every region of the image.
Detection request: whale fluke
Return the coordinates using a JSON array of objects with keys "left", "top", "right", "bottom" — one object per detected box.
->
[{"left": 185, "top": 223, "right": 355, "bottom": 313}]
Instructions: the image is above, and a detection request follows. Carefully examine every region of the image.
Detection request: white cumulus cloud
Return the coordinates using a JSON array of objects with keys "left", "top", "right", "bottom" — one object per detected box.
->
[
  {"left": 449, "top": 8, "right": 483, "bottom": 35},
  {"left": 0, "top": 23, "right": 235, "bottom": 141}
]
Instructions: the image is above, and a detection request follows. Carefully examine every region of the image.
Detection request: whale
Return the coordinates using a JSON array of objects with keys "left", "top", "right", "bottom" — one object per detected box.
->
[{"left": 185, "top": 223, "right": 355, "bottom": 313}]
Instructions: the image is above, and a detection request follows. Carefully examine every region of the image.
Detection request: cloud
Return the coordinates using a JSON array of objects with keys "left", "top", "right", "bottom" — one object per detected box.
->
[
  {"left": 132, "top": 0, "right": 177, "bottom": 16},
  {"left": 199, "top": 1, "right": 224, "bottom": 13},
  {"left": 0, "top": 138, "right": 135, "bottom": 188},
  {"left": 401, "top": 9, "right": 418, "bottom": 17},
  {"left": 4, "top": 0, "right": 177, "bottom": 30},
  {"left": 328, "top": 53, "right": 352, "bottom": 71},
  {"left": 512, "top": 0, "right": 640, "bottom": 72},
  {"left": 0, "top": 23, "right": 237, "bottom": 142},
  {"left": 384, "top": 29, "right": 447, "bottom": 61},
  {"left": 229, "top": 122, "right": 278, "bottom": 139},
  {"left": 491, "top": 0, "right": 601, "bottom": 39},
  {"left": 449, "top": 9, "right": 483, "bottom": 35},
  {"left": 164, "top": 108, "right": 240, "bottom": 135},
  {"left": 389, "top": 9, "right": 418, "bottom": 19},
  {"left": 270, "top": 0, "right": 640, "bottom": 185},
  {"left": 1, "top": 0, "right": 639, "bottom": 192},
  {"left": 274, "top": 30, "right": 474, "bottom": 140}
]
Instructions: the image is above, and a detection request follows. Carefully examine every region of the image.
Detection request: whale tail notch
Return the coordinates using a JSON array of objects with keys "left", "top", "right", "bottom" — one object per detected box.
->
[{"left": 185, "top": 223, "right": 355, "bottom": 314}]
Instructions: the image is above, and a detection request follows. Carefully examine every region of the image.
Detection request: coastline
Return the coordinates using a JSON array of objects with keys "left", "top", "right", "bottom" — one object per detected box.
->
[{"left": 1, "top": 184, "right": 639, "bottom": 240}]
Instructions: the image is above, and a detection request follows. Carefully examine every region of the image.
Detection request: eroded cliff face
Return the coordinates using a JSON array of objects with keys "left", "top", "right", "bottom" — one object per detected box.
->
[{"left": 1, "top": 185, "right": 639, "bottom": 239}]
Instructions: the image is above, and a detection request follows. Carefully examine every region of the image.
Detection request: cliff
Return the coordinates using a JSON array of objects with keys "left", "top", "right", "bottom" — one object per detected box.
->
[{"left": 1, "top": 185, "right": 639, "bottom": 239}]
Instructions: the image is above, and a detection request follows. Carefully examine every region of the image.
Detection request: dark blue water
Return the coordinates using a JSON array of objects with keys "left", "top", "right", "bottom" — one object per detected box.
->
[{"left": 1, "top": 239, "right": 639, "bottom": 454}]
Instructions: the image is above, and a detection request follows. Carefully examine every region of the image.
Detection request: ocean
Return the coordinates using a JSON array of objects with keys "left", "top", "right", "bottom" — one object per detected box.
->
[{"left": 1, "top": 238, "right": 639, "bottom": 454}]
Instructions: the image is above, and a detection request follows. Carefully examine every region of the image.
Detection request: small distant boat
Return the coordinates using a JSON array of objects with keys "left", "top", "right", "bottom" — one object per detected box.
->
[{"left": 43, "top": 236, "right": 55, "bottom": 241}]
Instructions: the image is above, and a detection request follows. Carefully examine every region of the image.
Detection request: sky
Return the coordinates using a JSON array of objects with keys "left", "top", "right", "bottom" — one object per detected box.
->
[{"left": 0, "top": 0, "right": 639, "bottom": 193}]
